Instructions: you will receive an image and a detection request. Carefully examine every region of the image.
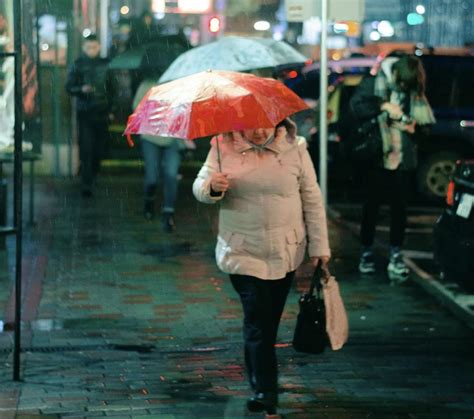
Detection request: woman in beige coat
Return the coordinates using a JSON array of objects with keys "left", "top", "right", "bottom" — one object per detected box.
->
[{"left": 193, "top": 119, "right": 331, "bottom": 416}]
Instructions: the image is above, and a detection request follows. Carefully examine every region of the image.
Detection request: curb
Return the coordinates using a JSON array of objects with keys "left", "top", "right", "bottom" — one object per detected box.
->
[{"left": 327, "top": 206, "right": 474, "bottom": 331}]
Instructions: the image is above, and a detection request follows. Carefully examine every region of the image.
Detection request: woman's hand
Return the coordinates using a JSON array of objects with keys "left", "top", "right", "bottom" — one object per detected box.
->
[
  {"left": 310, "top": 255, "right": 330, "bottom": 269},
  {"left": 210, "top": 172, "right": 229, "bottom": 193},
  {"left": 391, "top": 120, "right": 416, "bottom": 134},
  {"left": 381, "top": 102, "right": 403, "bottom": 120}
]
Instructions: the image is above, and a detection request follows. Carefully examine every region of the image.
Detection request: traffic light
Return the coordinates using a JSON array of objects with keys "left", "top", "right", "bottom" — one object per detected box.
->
[{"left": 208, "top": 16, "right": 221, "bottom": 34}]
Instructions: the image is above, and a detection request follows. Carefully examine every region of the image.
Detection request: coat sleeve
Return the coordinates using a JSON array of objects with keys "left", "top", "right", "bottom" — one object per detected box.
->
[
  {"left": 298, "top": 140, "right": 331, "bottom": 257},
  {"left": 192, "top": 144, "right": 225, "bottom": 204},
  {"left": 65, "top": 62, "right": 83, "bottom": 97},
  {"left": 349, "top": 76, "right": 384, "bottom": 121}
]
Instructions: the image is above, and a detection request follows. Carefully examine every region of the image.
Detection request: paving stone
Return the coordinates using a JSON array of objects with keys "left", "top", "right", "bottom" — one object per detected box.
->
[{"left": 0, "top": 175, "right": 472, "bottom": 417}]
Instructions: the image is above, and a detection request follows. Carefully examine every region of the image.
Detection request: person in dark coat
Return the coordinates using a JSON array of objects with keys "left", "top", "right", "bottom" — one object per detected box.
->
[
  {"left": 66, "top": 34, "right": 112, "bottom": 197},
  {"left": 349, "top": 55, "right": 435, "bottom": 281},
  {"left": 127, "top": 10, "right": 161, "bottom": 49}
]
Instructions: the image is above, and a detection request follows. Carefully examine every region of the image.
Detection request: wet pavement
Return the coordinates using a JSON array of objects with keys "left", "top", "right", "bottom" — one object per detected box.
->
[{"left": 0, "top": 172, "right": 473, "bottom": 418}]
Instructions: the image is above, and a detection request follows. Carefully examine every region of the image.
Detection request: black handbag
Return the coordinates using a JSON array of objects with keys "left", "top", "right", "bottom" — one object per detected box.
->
[{"left": 292, "top": 265, "right": 328, "bottom": 354}]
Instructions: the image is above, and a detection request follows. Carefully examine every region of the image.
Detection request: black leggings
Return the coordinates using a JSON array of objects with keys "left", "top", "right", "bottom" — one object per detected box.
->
[
  {"left": 360, "top": 168, "right": 411, "bottom": 248},
  {"left": 230, "top": 272, "right": 294, "bottom": 394}
]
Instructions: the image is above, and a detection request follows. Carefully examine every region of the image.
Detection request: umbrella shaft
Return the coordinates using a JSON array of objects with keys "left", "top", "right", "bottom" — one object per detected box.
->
[{"left": 216, "top": 139, "right": 222, "bottom": 172}]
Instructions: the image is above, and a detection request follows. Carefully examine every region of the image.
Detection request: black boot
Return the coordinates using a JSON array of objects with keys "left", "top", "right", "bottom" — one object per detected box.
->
[
  {"left": 144, "top": 184, "right": 157, "bottom": 220},
  {"left": 144, "top": 200, "right": 154, "bottom": 220},
  {"left": 162, "top": 212, "right": 175, "bottom": 233},
  {"left": 247, "top": 392, "right": 278, "bottom": 415}
]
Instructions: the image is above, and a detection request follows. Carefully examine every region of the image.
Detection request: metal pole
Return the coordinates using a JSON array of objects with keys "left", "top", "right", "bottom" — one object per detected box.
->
[
  {"left": 34, "top": 1, "right": 43, "bottom": 157},
  {"left": 53, "top": 24, "right": 60, "bottom": 177},
  {"left": 13, "top": 0, "right": 24, "bottom": 382},
  {"left": 318, "top": 0, "right": 328, "bottom": 203},
  {"left": 99, "top": 0, "right": 109, "bottom": 58}
]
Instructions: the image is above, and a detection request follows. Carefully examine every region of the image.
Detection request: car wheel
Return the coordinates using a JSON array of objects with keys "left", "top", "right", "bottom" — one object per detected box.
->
[{"left": 417, "top": 151, "right": 461, "bottom": 200}]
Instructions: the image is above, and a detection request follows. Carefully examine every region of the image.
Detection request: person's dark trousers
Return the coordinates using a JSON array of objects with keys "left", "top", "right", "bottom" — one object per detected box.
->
[
  {"left": 77, "top": 113, "right": 109, "bottom": 192},
  {"left": 360, "top": 168, "right": 411, "bottom": 248},
  {"left": 230, "top": 271, "right": 295, "bottom": 397}
]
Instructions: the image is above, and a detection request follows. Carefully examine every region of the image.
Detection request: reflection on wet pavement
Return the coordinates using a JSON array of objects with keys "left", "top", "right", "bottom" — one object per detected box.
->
[{"left": 0, "top": 174, "right": 473, "bottom": 417}]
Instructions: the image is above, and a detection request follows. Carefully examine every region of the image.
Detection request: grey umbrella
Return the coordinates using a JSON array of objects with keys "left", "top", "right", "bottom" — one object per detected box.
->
[{"left": 159, "top": 36, "right": 308, "bottom": 83}]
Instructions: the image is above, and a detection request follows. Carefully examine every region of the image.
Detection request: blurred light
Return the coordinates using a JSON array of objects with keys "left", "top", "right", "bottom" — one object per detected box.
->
[
  {"left": 272, "top": 31, "right": 283, "bottom": 41},
  {"left": 446, "top": 180, "right": 454, "bottom": 206},
  {"left": 327, "top": 35, "right": 347, "bottom": 49},
  {"left": 369, "top": 31, "right": 381, "bottom": 41},
  {"left": 416, "top": 4, "right": 426, "bottom": 14},
  {"left": 407, "top": 13, "right": 424, "bottom": 25},
  {"left": 120, "top": 6, "right": 130, "bottom": 15},
  {"left": 288, "top": 70, "right": 298, "bottom": 78},
  {"left": 415, "top": 49, "right": 423, "bottom": 56},
  {"left": 254, "top": 21, "right": 270, "bottom": 31},
  {"left": 332, "top": 52, "right": 342, "bottom": 60},
  {"left": 345, "top": 21, "right": 361, "bottom": 37},
  {"left": 377, "top": 20, "right": 394, "bottom": 37},
  {"left": 178, "top": 0, "right": 211, "bottom": 13},
  {"left": 208, "top": 16, "right": 221, "bottom": 33},
  {"left": 371, "top": 21, "right": 379, "bottom": 29},
  {"left": 152, "top": 0, "right": 166, "bottom": 13},
  {"left": 333, "top": 22, "right": 348, "bottom": 33},
  {"left": 82, "top": 28, "right": 92, "bottom": 37},
  {"left": 41, "top": 43, "right": 49, "bottom": 51},
  {"left": 154, "top": 12, "right": 165, "bottom": 20}
]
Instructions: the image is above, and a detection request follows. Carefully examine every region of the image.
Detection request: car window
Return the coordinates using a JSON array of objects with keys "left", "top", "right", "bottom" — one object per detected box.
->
[
  {"left": 456, "top": 66, "right": 474, "bottom": 109},
  {"left": 423, "top": 60, "right": 457, "bottom": 109},
  {"left": 423, "top": 56, "right": 474, "bottom": 110}
]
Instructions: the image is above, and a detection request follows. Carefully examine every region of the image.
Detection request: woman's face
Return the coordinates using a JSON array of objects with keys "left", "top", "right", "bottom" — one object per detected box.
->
[
  {"left": 242, "top": 128, "right": 274, "bottom": 145},
  {"left": 275, "top": 126, "right": 288, "bottom": 138}
]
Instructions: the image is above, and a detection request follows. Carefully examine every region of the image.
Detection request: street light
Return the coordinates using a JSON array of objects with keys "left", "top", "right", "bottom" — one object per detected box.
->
[
  {"left": 407, "top": 13, "right": 424, "bottom": 25},
  {"left": 254, "top": 21, "right": 271, "bottom": 31},
  {"left": 416, "top": 5, "right": 426, "bottom": 15},
  {"left": 369, "top": 30, "right": 381, "bottom": 41}
]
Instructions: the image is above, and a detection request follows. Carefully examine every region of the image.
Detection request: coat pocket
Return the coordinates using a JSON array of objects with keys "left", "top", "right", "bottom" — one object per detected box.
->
[
  {"left": 285, "top": 229, "right": 305, "bottom": 244},
  {"left": 220, "top": 231, "right": 245, "bottom": 249},
  {"left": 285, "top": 228, "right": 306, "bottom": 269}
]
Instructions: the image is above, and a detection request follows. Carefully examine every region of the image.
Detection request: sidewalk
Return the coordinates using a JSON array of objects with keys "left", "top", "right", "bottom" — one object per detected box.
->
[
  {"left": 0, "top": 173, "right": 473, "bottom": 418},
  {"left": 328, "top": 204, "right": 474, "bottom": 330}
]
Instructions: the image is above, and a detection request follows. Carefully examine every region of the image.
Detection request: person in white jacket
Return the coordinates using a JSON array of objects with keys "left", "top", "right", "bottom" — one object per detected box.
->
[{"left": 193, "top": 119, "right": 331, "bottom": 416}]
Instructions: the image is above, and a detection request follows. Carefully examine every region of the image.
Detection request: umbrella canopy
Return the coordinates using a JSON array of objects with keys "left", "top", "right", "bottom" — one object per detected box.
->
[
  {"left": 158, "top": 36, "right": 308, "bottom": 83},
  {"left": 108, "top": 36, "right": 190, "bottom": 72},
  {"left": 125, "top": 70, "right": 309, "bottom": 140}
]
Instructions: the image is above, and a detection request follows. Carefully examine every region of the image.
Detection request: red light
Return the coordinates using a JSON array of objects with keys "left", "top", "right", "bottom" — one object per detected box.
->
[
  {"left": 288, "top": 70, "right": 298, "bottom": 78},
  {"left": 208, "top": 16, "right": 221, "bottom": 33},
  {"left": 446, "top": 180, "right": 455, "bottom": 206}
]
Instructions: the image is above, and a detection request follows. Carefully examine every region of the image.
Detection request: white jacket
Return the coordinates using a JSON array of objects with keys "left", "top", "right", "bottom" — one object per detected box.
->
[{"left": 193, "top": 132, "right": 331, "bottom": 280}]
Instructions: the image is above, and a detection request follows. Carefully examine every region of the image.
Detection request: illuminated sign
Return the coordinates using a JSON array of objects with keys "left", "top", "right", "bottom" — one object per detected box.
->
[{"left": 178, "top": 0, "right": 212, "bottom": 13}]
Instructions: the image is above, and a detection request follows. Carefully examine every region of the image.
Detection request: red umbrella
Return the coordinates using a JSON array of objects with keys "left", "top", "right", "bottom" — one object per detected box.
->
[{"left": 124, "top": 70, "right": 309, "bottom": 141}]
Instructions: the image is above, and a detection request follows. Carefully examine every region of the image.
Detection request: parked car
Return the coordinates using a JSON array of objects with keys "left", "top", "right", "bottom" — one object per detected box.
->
[
  {"left": 289, "top": 54, "right": 474, "bottom": 200},
  {"left": 433, "top": 159, "right": 474, "bottom": 292},
  {"left": 416, "top": 55, "right": 474, "bottom": 199}
]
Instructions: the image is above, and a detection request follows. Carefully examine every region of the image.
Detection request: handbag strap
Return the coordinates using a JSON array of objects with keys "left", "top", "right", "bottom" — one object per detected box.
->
[{"left": 309, "top": 264, "right": 331, "bottom": 297}]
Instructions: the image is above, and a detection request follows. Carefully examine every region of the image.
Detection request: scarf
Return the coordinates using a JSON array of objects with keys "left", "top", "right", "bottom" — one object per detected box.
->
[{"left": 374, "top": 58, "right": 436, "bottom": 170}]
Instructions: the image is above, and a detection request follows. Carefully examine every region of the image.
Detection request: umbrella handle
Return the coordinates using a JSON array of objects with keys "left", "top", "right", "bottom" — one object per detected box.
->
[{"left": 216, "top": 136, "right": 222, "bottom": 172}]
